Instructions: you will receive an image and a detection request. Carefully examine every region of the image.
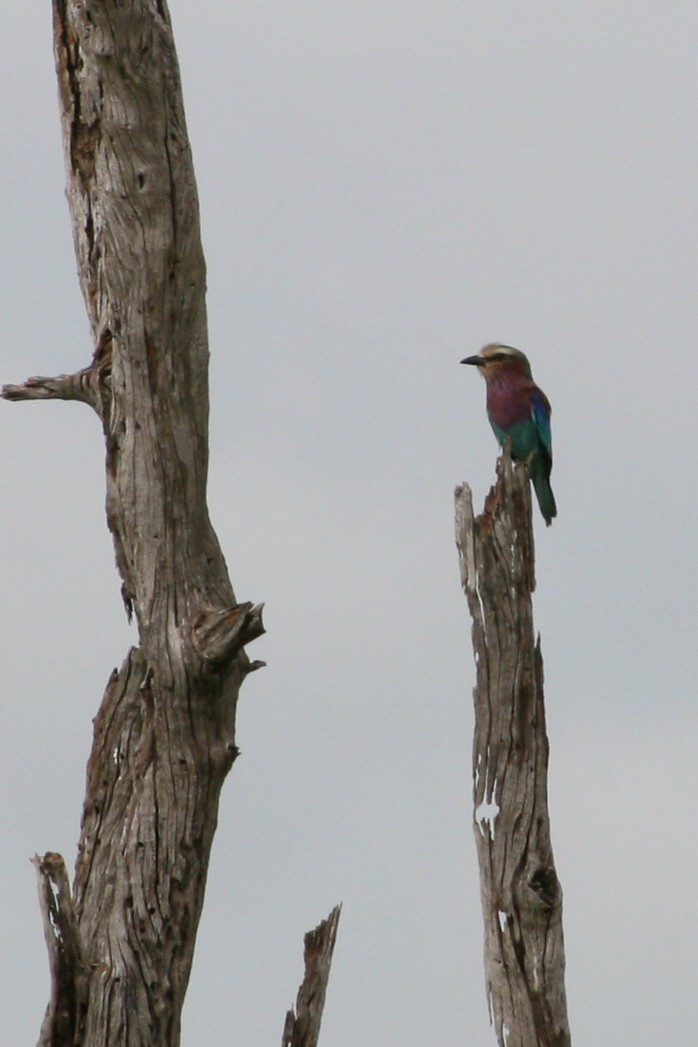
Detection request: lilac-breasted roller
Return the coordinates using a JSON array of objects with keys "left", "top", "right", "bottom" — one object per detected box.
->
[{"left": 461, "top": 343, "right": 557, "bottom": 525}]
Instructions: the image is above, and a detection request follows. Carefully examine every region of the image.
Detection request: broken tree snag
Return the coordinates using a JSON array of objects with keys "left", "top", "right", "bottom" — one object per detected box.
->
[
  {"left": 32, "top": 852, "right": 87, "bottom": 1047},
  {"left": 3, "top": 3, "right": 262, "bottom": 1047},
  {"left": 454, "top": 452, "right": 571, "bottom": 1047},
  {"left": 282, "top": 905, "right": 342, "bottom": 1047}
]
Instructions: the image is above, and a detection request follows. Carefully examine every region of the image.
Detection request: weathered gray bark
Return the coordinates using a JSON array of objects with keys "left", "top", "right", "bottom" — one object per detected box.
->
[
  {"left": 4, "top": 3, "right": 268, "bottom": 1045},
  {"left": 282, "top": 905, "right": 342, "bottom": 1047},
  {"left": 454, "top": 453, "right": 570, "bottom": 1047}
]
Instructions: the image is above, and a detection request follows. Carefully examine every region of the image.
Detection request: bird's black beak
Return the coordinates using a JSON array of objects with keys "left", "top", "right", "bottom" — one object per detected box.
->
[{"left": 460, "top": 355, "right": 484, "bottom": 366}]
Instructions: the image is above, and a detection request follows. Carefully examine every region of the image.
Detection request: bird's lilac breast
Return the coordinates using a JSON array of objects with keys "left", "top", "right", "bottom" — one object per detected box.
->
[{"left": 486, "top": 380, "right": 533, "bottom": 430}]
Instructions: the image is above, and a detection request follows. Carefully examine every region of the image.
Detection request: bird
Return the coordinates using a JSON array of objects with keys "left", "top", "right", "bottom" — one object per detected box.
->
[{"left": 460, "top": 343, "right": 557, "bottom": 525}]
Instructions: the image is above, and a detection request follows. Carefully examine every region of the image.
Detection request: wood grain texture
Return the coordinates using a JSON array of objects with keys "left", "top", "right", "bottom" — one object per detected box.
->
[
  {"left": 282, "top": 906, "right": 342, "bottom": 1047},
  {"left": 455, "top": 453, "right": 570, "bottom": 1047},
  {"left": 4, "top": 3, "right": 263, "bottom": 1045},
  {"left": 33, "top": 852, "right": 87, "bottom": 1047}
]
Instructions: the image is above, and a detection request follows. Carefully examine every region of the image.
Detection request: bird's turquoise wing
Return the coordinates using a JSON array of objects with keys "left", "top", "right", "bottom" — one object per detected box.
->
[{"left": 530, "top": 389, "right": 552, "bottom": 460}]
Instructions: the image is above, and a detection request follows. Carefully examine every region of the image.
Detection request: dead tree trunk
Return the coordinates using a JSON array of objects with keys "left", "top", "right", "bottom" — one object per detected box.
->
[
  {"left": 282, "top": 905, "right": 342, "bottom": 1047},
  {"left": 2, "top": 3, "right": 271, "bottom": 1045},
  {"left": 454, "top": 453, "right": 571, "bottom": 1047}
]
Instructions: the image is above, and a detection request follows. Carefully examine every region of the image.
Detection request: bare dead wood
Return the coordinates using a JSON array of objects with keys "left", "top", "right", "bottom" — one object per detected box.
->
[
  {"left": 32, "top": 852, "right": 87, "bottom": 1047},
  {"left": 191, "top": 602, "right": 267, "bottom": 664},
  {"left": 4, "top": 3, "right": 264, "bottom": 1045},
  {"left": 282, "top": 905, "right": 342, "bottom": 1047},
  {"left": 2, "top": 368, "right": 103, "bottom": 410},
  {"left": 454, "top": 452, "right": 570, "bottom": 1047}
]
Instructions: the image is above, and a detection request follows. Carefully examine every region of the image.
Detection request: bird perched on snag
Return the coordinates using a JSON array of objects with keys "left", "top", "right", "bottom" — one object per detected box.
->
[{"left": 461, "top": 343, "right": 557, "bottom": 525}]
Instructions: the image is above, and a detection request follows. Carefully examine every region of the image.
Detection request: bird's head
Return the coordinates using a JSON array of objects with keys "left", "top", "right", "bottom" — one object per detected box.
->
[{"left": 460, "top": 343, "right": 533, "bottom": 381}]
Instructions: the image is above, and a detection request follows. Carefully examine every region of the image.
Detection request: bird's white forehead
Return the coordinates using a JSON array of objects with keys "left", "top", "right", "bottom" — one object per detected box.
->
[{"left": 480, "top": 342, "right": 523, "bottom": 359}]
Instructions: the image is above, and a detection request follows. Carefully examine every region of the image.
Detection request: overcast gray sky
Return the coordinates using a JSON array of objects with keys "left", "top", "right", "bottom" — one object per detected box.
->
[{"left": 2, "top": 3, "right": 697, "bottom": 1045}]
